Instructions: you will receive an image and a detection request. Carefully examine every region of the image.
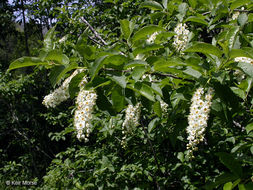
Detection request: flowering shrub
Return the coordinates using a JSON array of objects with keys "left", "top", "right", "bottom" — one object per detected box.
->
[{"left": 7, "top": 0, "right": 253, "bottom": 189}]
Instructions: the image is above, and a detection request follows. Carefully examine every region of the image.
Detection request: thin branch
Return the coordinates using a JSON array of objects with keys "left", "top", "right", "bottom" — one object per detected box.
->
[
  {"left": 81, "top": 17, "right": 108, "bottom": 46},
  {"left": 103, "top": 68, "right": 195, "bottom": 82},
  {"left": 202, "top": 8, "right": 249, "bottom": 16},
  {"left": 88, "top": 35, "right": 104, "bottom": 46}
]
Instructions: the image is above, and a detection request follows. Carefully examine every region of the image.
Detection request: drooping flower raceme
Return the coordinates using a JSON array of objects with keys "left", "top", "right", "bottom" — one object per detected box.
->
[
  {"left": 42, "top": 69, "right": 82, "bottom": 108},
  {"left": 234, "top": 57, "right": 253, "bottom": 64},
  {"left": 173, "top": 23, "right": 190, "bottom": 52},
  {"left": 74, "top": 77, "right": 97, "bottom": 141},
  {"left": 160, "top": 100, "right": 168, "bottom": 114},
  {"left": 186, "top": 87, "right": 213, "bottom": 157},
  {"left": 122, "top": 103, "right": 141, "bottom": 131}
]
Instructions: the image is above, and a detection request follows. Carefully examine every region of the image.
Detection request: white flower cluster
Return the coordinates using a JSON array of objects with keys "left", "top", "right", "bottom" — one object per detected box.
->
[
  {"left": 186, "top": 87, "right": 213, "bottom": 157},
  {"left": 74, "top": 83, "right": 97, "bottom": 141},
  {"left": 122, "top": 103, "right": 141, "bottom": 130},
  {"left": 232, "top": 11, "right": 240, "bottom": 20},
  {"left": 147, "top": 31, "right": 159, "bottom": 43},
  {"left": 160, "top": 100, "right": 168, "bottom": 114},
  {"left": 42, "top": 69, "right": 81, "bottom": 108},
  {"left": 173, "top": 23, "right": 190, "bottom": 52},
  {"left": 234, "top": 57, "right": 253, "bottom": 64}
]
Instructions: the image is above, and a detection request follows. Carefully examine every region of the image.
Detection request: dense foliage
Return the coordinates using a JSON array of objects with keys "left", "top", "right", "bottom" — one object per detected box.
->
[{"left": 3, "top": 0, "right": 253, "bottom": 189}]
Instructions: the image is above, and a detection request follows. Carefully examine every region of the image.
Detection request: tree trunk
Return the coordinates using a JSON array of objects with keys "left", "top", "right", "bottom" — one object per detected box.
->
[{"left": 21, "top": 0, "right": 30, "bottom": 56}]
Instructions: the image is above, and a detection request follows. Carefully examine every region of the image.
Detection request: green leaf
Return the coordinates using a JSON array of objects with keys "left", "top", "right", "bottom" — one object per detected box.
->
[
  {"left": 44, "top": 26, "right": 56, "bottom": 51},
  {"left": 248, "top": 13, "right": 253, "bottom": 22},
  {"left": 133, "top": 44, "right": 163, "bottom": 57},
  {"left": 90, "top": 55, "right": 108, "bottom": 80},
  {"left": 132, "top": 25, "right": 165, "bottom": 42},
  {"left": 237, "top": 62, "right": 253, "bottom": 78},
  {"left": 84, "top": 76, "right": 111, "bottom": 90},
  {"left": 183, "top": 67, "right": 202, "bottom": 78},
  {"left": 229, "top": 49, "right": 253, "bottom": 59},
  {"left": 45, "top": 50, "right": 70, "bottom": 65},
  {"left": 230, "top": 87, "right": 246, "bottom": 99},
  {"left": 124, "top": 60, "right": 148, "bottom": 69},
  {"left": 154, "top": 58, "right": 185, "bottom": 72},
  {"left": 49, "top": 65, "right": 66, "bottom": 87},
  {"left": 238, "top": 184, "right": 246, "bottom": 190},
  {"left": 184, "top": 42, "right": 223, "bottom": 57},
  {"left": 226, "top": 26, "right": 240, "bottom": 49},
  {"left": 153, "top": 101, "right": 162, "bottom": 117},
  {"left": 140, "top": 1, "right": 163, "bottom": 11},
  {"left": 132, "top": 66, "right": 147, "bottom": 81},
  {"left": 134, "top": 82, "right": 155, "bottom": 101},
  {"left": 245, "top": 123, "right": 253, "bottom": 134},
  {"left": 178, "top": 3, "right": 188, "bottom": 15},
  {"left": 110, "top": 75, "right": 127, "bottom": 88},
  {"left": 162, "top": 0, "right": 168, "bottom": 9},
  {"left": 230, "top": 0, "right": 252, "bottom": 11},
  {"left": 8, "top": 57, "right": 48, "bottom": 71},
  {"left": 111, "top": 86, "right": 125, "bottom": 112},
  {"left": 148, "top": 117, "right": 160, "bottom": 133},
  {"left": 185, "top": 16, "right": 209, "bottom": 25},
  {"left": 223, "top": 182, "right": 233, "bottom": 190},
  {"left": 238, "top": 13, "right": 248, "bottom": 27},
  {"left": 120, "top": 19, "right": 134, "bottom": 40},
  {"left": 76, "top": 45, "right": 96, "bottom": 60},
  {"left": 216, "top": 152, "right": 242, "bottom": 177},
  {"left": 69, "top": 72, "right": 86, "bottom": 98},
  {"left": 104, "top": 54, "right": 128, "bottom": 66}
]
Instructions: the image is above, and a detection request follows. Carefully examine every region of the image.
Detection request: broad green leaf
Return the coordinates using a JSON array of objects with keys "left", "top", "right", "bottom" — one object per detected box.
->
[
  {"left": 170, "top": 92, "right": 186, "bottom": 108},
  {"left": 45, "top": 50, "right": 70, "bottom": 65},
  {"left": 154, "top": 31, "right": 175, "bottom": 43},
  {"left": 84, "top": 76, "right": 111, "bottom": 90},
  {"left": 154, "top": 58, "right": 184, "bottom": 72},
  {"left": 111, "top": 86, "right": 125, "bottom": 112},
  {"left": 162, "top": 0, "right": 168, "bottom": 9},
  {"left": 223, "top": 182, "right": 233, "bottom": 190},
  {"left": 49, "top": 65, "right": 66, "bottom": 87},
  {"left": 226, "top": 26, "right": 240, "bottom": 49},
  {"left": 133, "top": 44, "right": 163, "bottom": 57},
  {"left": 230, "top": 0, "right": 252, "bottom": 11},
  {"left": 151, "top": 83, "right": 163, "bottom": 97},
  {"left": 230, "top": 87, "right": 246, "bottom": 99},
  {"left": 238, "top": 13, "right": 248, "bottom": 27},
  {"left": 153, "top": 101, "right": 162, "bottom": 117},
  {"left": 90, "top": 55, "right": 108, "bottom": 80},
  {"left": 134, "top": 82, "right": 155, "bottom": 102},
  {"left": 120, "top": 19, "right": 134, "bottom": 40},
  {"left": 245, "top": 123, "right": 253, "bottom": 134},
  {"left": 183, "top": 67, "right": 202, "bottom": 78},
  {"left": 237, "top": 62, "right": 253, "bottom": 78},
  {"left": 248, "top": 13, "right": 253, "bottom": 22},
  {"left": 124, "top": 60, "right": 148, "bottom": 69},
  {"left": 110, "top": 75, "right": 127, "bottom": 88},
  {"left": 185, "top": 16, "right": 209, "bottom": 25},
  {"left": 140, "top": 1, "right": 163, "bottom": 11},
  {"left": 229, "top": 49, "right": 253, "bottom": 59},
  {"left": 8, "top": 57, "right": 48, "bottom": 71},
  {"left": 178, "top": 3, "right": 188, "bottom": 15},
  {"left": 132, "top": 66, "right": 147, "bottom": 81},
  {"left": 50, "top": 62, "right": 78, "bottom": 87},
  {"left": 184, "top": 42, "right": 223, "bottom": 57},
  {"left": 104, "top": 54, "right": 128, "bottom": 66},
  {"left": 44, "top": 26, "right": 56, "bottom": 51},
  {"left": 132, "top": 25, "right": 165, "bottom": 42},
  {"left": 69, "top": 72, "right": 86, "bottom": 98},
  {"left": 76, "top": 45, "right": 96, "bottom": 60},
  {"left": 148, "top": 117, "right": 160, "bottom": 133},
  {"left": 216, "top": 152, "right": 242, "bottom": 177},
  {"left": 238, "top": 184, "right": 246, "bottom": 190}
]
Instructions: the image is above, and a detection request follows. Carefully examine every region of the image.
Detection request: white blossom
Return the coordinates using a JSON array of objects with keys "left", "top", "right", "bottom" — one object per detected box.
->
[
  {"left": 160, "top": 100, "right": 168, "bottom": 114},
  {"left": 42, "top": 69, "right": 82, "bottom": 108},
  {"left": 234, "top": 57, "right": 253, "bottom": 64},
  {"left": 147, "top": 31, "right": 159, "bottom": 43},
  {"left": 186, "top": 87, "right": 213, "bottom": 157},
  {"left": 74, "top": 84, "right": 97, "bottom": 142},
  {"left": 122, "top": 103, "right": 141, "bottom": 130},
  {"left": 232, "top": 11, "right": 240, "bottom": 20},
  {"left": 173, "top": 23, "right": 190, "bottom": 52}
]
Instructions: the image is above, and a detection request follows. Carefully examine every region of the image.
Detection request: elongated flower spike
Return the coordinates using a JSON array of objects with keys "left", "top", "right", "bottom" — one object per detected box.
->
[
  {"left": 173, "top": 23, "right": 190, "bottom": 53},
  {"left": 186, "top": 87, "right": 214, "bottom": 158}
]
